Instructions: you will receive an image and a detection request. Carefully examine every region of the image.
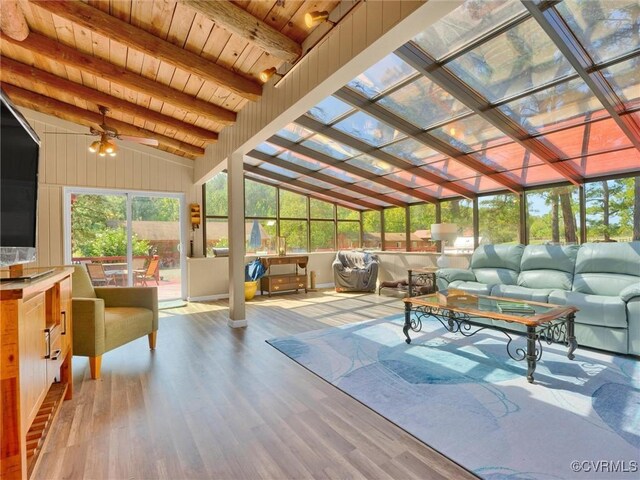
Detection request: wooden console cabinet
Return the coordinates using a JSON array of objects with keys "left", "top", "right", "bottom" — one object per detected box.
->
[
  {"left": 260, "top": 255, "right": 308, "bottom": 297},
  {"left": 1, "top": 268, "right": 73, "bottom": 480}
]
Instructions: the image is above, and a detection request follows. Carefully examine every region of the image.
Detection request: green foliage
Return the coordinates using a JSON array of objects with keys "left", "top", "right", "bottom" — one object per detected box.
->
[
  {"left": 280, "top": 190, "right": 307, "bottom": 218},
  {"left": 245, "top": 179, "right": 277, "bottom": 217},
  {"left": 441, "top": 200, "right": 473, "bottom": 235},
  {"left": 310, "top": 198, "right": 334, "bottom": 219},
  {"left": 205, "top": 173, "right": 228, "bottom": 216},
  {"left": 478, "top": 195, "right": 520, "bottom": 244},
  {"left": 585, "top": 178, "right": 636, "bottom": 241},
  {"left": 383, "top": 207, "right": 406, "bottom": 233},
  {"left": 279, "top": 220, "right": 307, "bottom": 252},
  {"left": 75, "top": 228, "right": 150, "bottom": 257},
  {"left": 311, "top": 221, "right": 335, "bottom": 251}
]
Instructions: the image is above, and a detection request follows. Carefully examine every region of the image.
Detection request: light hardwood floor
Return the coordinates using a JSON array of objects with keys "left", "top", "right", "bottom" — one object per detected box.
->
[{"left": 37, "top": 290, "right": 476, "bottom": 480}]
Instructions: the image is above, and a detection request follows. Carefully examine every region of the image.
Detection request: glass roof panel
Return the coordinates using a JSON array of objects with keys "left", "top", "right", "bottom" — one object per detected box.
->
[
  {"left": 254, "top": 141, "right": 284, "bottom": 156},
  {"left": 601, "top": 57, "right": 640, "bottom": 110},
  {"left": 346, "top": 154, "right": 400, "bottom": 175},
  {"left": 499, "top": 77, "right": 608, "bottom": 134},
  {"left": 556, "top": 0, "right": 640, "bottom": 65},
  {"left": 317, "top": 166, "right": 364, "bottom": 184},
  {"left": 515, "top": 163, "right": 571, "bottom": 186},
  {"left": 429, "top": 115, "right": 510, "bottom": 152},
  {"left": 300, "top": 134, "right": 360, "bottom": 160},
  {"left": 541, "top": 117, "right": 632, "bottom": 157},
  {"left": 422, "top": 159, "right": 479, "bottom": 182},
  {"left": 307, "top": 96, "right": 354, "bottom": 124},
  {"left": 412, "top": 0, "right": 527, "bottom": 60},
  {"left": 257, "top": 163, "right": 299, "bottom": 179},
  {"left": 446, "top": 18, "right": 576, "bottom": 103},
  {"left": 333, "top": 111, "right": 406, "bottom": 147},
  {"left": 383, "top": 170, "right": 433, "bottom": 188},
  {"left": 381, "top": 138, "right": 444, "bottom": 166},
  {"left": 244, "top": 156, "right": 262, "bottom": 166},
  {"left": 386, "top": 191, "right": 424, "bottom": 203},
  {"left": 330, "top": 186, "right": 367, "bottom": 199},
  {"left": 275, "top": 123, "right": 314, "bottom": 142},
  {"left": 277, "top": 150, "right": 325, "bottom": 171},
  {"left": 416, "top": 185, "right": 459, "bottom": 199},
  {"left": 297, "top": 176, "right": 341, "bottom": 191},
  {"left": 567, "top": 149, "right": 640, "bottom": 178},
  {"left": 377, "top": 76, "right": 472, "bottom": 129},
  {"left": 354, "top": 180, "right": 395, "bottom": 194},
  {"left": 347, "top": 53, "right": 417, "bottom": 99},
  {"left": 464, "top": 175, "right": 507, "bottom": 193}
]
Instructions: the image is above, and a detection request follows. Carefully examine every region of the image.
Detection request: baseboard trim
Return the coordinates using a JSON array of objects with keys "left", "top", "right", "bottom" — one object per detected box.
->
[
  {"left": 315, "top": 282, "right": 335, "bottom": 289},
  {"left": 227, "top": 318, "right": 248, "bottom": 328}
]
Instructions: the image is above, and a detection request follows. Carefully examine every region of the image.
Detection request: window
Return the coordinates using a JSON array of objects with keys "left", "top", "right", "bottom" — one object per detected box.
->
[
  {"left": 246, "top": 219, "right": 277, "bottom": 255},
  {"left": 527, "top": 186, "right": 580, "bottom": 245},
  {"left": 441, "top": 199, "right": 474, "bottom": 247},
  {"left": 585, "top": 178, "right": 638, "bottom": 242},
  {"left": 279, "top": 190, "right": 307, "bottom": 218},
  {"left": 337, "top": 221, "right": 360, "bottom": 250},
  {"left": 310, "top": 198, "right": 334, "bottom": 219},
  {"left": 310, "top": 221, "right": 335, "bottom": 251},
  {"left": 383, "top": 207, "right": 407, "bottom": 251},
  {"left": 245, "top": 179, "right": 277, "bottom": 217},
  {"left": 337, "top": 206, "right": 360, "bottom": 220},
  {"left": 206, "top": 219, "right": 229, "bottom": 253},
  {"left": 363, "top": 210, "right": 381, "bottom": 249},
  {"left": 409, "top": 204, "right": 436, "bottom": 252},
  {"left": 478, "top": 194, "right": 520, "bottom": 245},
  {"left": 279, "top": 220, "right": 308, "bottom": 253}
]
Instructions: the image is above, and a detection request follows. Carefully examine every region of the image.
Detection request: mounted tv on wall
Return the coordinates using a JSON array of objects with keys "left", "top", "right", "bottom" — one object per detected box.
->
[{"left": 0, "top": 87, "right": 41, "bottom": 269}]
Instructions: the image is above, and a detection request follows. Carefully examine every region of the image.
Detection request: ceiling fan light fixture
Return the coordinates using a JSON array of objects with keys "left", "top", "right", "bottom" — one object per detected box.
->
[
  {"left": 259, "top": 67, "right": 278, "bottom": 83},
  {"left": 89, "top": 140, "right": 101, "bottom": 153},
  {"left": 105, "top": 141, "right": 116, "bottom": 154},
  {"left": 305, "top": 10, "right": 329, "bottom": 28},
  {"left": 98, "top": 143, "right": 107, "bottom": 157}
]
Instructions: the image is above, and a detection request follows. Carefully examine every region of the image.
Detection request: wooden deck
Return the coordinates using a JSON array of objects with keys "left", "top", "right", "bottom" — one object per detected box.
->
[{"left": 36, "top": 289, "right": 475, "bottom": 480}]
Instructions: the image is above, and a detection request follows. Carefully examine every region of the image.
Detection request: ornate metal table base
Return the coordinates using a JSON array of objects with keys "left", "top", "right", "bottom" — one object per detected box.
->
[{"left": 403, "top": 302, "right": 577, "bottom": 383}]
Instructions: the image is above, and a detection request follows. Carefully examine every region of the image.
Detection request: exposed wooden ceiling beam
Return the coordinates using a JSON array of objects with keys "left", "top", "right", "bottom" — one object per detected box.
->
[
  {"left": 396, "top": 43, "right": 584, "bottom": 186},
  {"left": 243, "top": 165, "right": 382, "bottom": 211},
  {"left": 0, "top": 56, "right": 219, "bottom": 143},
  {"left": 268, "top": 135, "right": 439, "bottom": 204},
  {"left": 334, "top": 87, "right": 524, "bottom": 194},
  {"left": 1, "top": 31, "right": 237, "bottom": 125},
  {"left": 296, "top": 115, "right": 476, "bottom": 199},
  {"left": 0, "top": 0, "right": 28, "bottom": 41},
  {"left": 247, "top": 149, "right": 407, "bottom": 208},
  {"left": 180, "top": 0, "right": 302, "bottom": 63},
  {"left": 30, "top": 0, "right": 262, "bottom": 102},
  {"left": 2, "top": 83, "right": 205, "bottom": 157}
]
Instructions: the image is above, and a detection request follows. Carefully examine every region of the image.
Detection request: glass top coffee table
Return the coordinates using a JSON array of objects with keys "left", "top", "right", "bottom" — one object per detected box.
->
[{"left": 403, "top": 291, "right": 579, "bottom": 383}]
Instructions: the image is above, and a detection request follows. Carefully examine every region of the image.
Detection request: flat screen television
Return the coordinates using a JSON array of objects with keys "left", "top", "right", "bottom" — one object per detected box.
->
[{"left": 0, "top": 87, "right": 41, "bottom": 267}]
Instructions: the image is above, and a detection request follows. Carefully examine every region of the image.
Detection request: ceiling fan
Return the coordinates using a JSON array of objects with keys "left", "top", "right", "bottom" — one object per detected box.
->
[{"left": 45, "top": 106, "right": 159, "bottom": 156}]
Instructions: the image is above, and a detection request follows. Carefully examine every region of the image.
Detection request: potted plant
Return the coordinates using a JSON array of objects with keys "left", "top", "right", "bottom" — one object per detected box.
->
[{"left": 244, "top": 258, "right": 266, "bottom": 300}]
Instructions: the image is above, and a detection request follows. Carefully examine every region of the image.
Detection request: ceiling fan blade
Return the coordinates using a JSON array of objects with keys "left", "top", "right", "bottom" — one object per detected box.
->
[{"left": 118, "top": 135, "right": 159, "bottom": 147}]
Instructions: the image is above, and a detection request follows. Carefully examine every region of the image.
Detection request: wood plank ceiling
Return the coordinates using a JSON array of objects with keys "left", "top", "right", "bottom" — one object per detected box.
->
[{"left": 0, "top": 0, "right": 340, "bottom": 159}]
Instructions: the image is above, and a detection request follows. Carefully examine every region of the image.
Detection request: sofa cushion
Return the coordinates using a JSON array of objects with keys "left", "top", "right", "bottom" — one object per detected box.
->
[
  {"left": 573, "top": 242, "right": 640, "bottom": 296},
  {"left": 448, "top": 281, "right": 492, "bottom": 295},
  {"left": 517, "top": 244, "right": 579, "bottom": 290},
  {"left": 470, "top": 244, "right": 524, "bottom": 271},
  {"left": 474, "top": 268, "right": 519, "bottom": 286},
  {"left": 104, "top": 307, "right": 154, "bottom": 351},
  {"left": 491, "top": 284, "right": 553, "bottom": 303},
  {"left": 548, "top": 290, "right": 627, "bottom": 328}
]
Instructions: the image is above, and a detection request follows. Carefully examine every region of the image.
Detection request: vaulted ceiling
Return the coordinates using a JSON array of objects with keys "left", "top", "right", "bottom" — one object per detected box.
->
[{"left": 0, "top": 0, "right": 340, "bottom": 158}]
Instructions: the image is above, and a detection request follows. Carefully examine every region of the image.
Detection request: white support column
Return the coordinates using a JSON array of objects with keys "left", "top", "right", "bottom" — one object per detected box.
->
[{"left": 227, "top": 151, "right": 246, "bottom": 327}]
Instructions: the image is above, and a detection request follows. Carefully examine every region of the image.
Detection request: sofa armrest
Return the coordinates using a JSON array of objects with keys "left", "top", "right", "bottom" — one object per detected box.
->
[
  {"left": 620, "top": 284, "right": 640, "bottom": 302},
  {"left": 72, "top": 297, "right": 106, "bottom": 357},
  {"left": 437, "top": 268, "right": 476, "bottom": 283},
  {"left": 332, "top": 259, "right": 344, "bottom": 271},
  {"left": 95, "top": 287, "right": 159, "bottom": 331}
]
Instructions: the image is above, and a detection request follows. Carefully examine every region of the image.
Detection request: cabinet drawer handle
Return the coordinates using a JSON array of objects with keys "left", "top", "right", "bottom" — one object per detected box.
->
[
  {"left": 50, "top": 349, "right": 62, "bottom": 361},
  {"left": 61, "top": 311, "right": 67, "bottom": 335}
]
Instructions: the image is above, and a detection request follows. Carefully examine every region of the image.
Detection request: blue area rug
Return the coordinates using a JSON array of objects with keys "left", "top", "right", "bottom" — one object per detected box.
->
[{"left": 267, "top": 316, "right": 640, "bottom": 479}]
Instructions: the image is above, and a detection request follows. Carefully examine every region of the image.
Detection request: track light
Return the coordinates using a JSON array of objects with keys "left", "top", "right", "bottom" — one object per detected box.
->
[
  {"left": 305, "top": 10, "right": 330, "bottom": 28},
  {"left": 89, "top": 140, "right": 100, "bottom": 153},
  {"left": 259, "top": 67, "right": 281, "bottom": 83}
]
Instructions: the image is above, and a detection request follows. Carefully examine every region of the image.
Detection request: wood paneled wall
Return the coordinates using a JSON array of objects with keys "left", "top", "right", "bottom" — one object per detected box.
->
[
  {"left": 20, "top": 108, "right": 198, "bottom": 268},
  {"left": 195, "top": 0, "right": 462, "bottom": 183}
]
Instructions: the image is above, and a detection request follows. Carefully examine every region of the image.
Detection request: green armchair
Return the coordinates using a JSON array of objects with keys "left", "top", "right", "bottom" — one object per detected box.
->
[{"left": 72, "top": 265, "right": 158, "bottom": 379}]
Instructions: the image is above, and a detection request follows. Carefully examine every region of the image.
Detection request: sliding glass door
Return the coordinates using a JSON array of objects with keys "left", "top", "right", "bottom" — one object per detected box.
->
[{"left": 65, "top": 188, "right": 186, "bottom": 301}]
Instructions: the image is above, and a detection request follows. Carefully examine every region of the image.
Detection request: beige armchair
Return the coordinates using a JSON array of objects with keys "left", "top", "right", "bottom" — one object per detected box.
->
[{"left": 72, "top": 265, "right": 158, "bottom": 379}]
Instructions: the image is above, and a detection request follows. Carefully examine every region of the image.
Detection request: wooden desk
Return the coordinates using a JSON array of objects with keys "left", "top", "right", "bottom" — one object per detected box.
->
[
  {"left": 1, "top": 267, "right": 74, "bottom": 479},
  {"left": 260, "top": 255, "right": 308, "bottom": 297}
]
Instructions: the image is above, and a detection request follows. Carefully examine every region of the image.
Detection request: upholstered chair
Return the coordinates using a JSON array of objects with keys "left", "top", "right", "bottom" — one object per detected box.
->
[
  {"left": 333, "top": 251, "right": 379, "bottom": 292},
  {"left": 72, "top": 265, "right": 158, "bottom": 379}
]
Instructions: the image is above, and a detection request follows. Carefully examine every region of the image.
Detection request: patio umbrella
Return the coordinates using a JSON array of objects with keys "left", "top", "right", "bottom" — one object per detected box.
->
[{"left": 249, "top": 220, "right": 262, "bottom": 250}]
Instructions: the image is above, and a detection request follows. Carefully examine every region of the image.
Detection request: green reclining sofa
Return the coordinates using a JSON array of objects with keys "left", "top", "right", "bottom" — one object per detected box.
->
[{"left": 436, "top": 242, "right": 640, "bottom": 355}]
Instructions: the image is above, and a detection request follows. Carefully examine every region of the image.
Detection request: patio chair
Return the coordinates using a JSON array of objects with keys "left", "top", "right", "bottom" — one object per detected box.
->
[
  {"left": 86, "top": 263, "right": 116, "bottom": 286},
  {"left": 134, "top": 256, "right": 160, "bottom": 286}
]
